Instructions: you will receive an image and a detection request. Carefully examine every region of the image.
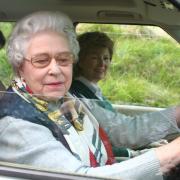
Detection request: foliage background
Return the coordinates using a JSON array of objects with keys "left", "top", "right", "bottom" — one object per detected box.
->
[
  {"left": 77, "top": 24, "right": 180, "bottom": 107},
  {"left": 0, "top": 22, "right": 14, "bottom": 85},
  {"left": 0, "top": 23, "right": 179, "bottom": 107}
]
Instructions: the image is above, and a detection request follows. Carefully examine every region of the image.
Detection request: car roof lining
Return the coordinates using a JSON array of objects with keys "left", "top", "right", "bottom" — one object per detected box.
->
[{"left": 0, "top": 0, "right": 179, "bottom": 42}]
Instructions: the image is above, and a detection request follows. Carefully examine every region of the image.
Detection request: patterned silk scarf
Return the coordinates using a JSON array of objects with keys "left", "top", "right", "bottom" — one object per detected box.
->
[{"left": 12, "top": 78, "right": 115, "bottom": 166}]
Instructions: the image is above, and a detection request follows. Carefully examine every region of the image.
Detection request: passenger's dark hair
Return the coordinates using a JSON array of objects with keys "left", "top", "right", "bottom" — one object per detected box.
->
[{"left": 78, "top": 31, "right": 114, "bottom": 60}]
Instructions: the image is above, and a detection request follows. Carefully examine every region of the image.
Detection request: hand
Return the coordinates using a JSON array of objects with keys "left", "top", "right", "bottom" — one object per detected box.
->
[{"left": 155, "top": 137, "right": 180, "bottom": 174}]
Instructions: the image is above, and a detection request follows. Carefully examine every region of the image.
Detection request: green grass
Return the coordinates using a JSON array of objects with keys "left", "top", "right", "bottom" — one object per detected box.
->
[
  {"left": 99, "top": 36, "right": 180, "bottom": 107},
  {"left": 0, "top": 49, "right": 13, "bottom": 87},
  {"left": 0, "top": 22, "right": 14, "bottom": 86}
]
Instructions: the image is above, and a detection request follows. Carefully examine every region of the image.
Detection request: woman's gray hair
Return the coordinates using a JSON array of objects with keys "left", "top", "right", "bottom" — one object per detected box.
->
[{"left": 7, "top": 11, "right": 79, "bottom": 74}]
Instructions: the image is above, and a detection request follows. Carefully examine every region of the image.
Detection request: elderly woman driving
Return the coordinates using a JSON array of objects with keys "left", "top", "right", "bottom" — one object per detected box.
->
[{"left": 0, "top": 11, "right": 180, "bottom": 180}]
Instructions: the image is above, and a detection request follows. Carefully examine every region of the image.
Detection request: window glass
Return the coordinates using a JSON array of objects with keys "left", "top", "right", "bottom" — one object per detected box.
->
[
  {"left": 76, "top": 23, "right": 180, "bottom": 108},
  {"left": 0, "top": 22, "right": 14, "bottom": 87}
]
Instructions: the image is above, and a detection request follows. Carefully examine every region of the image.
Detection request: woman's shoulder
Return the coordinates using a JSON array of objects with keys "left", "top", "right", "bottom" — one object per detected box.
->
[{"left": 0, "top": 116, "right": 55, "bottom": 144}]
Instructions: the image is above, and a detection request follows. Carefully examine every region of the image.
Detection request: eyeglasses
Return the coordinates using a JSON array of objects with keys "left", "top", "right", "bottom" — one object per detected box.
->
[{"left": 25, "top": 52, "right": 74, "bottom": 68}]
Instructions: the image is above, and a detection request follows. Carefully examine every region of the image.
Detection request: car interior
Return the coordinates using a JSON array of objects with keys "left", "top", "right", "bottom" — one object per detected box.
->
[
  {"left": 0, "top": 0, "right": 179, "bottom": 179},
  {"left": 0, "top": 0, "right": 179, "bottom": 42}
]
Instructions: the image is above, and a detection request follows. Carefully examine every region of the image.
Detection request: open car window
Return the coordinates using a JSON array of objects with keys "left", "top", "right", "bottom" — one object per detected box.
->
[
  {"left": 76, "top": 23, "right": 180, "bottom": 110},
  {"left": 1, "top": 22, "right": 179, "bottom": 109}
]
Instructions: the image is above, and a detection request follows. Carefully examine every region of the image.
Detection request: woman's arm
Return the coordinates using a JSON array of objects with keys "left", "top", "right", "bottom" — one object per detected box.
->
[
  {"left": 88, "top": 101, "right": 179, "bottom": 149},
  {"left": 0, "top": 116, "right": 163, "bottom": 180}
]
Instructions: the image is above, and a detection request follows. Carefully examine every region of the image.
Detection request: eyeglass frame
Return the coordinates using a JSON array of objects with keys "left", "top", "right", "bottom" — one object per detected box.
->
[{"left": 24, "top": 51, "right": 75, "bottom": 68}]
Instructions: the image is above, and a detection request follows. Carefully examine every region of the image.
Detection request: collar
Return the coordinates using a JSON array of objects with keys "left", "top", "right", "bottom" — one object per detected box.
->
[{"left": 75, "top": 77, "right": 103, "bottom": 100}]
